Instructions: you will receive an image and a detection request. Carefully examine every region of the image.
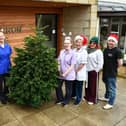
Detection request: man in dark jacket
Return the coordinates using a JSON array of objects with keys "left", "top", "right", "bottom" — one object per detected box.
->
[{"left": 100, "top": 33, "right": 123, "bottom": 110}]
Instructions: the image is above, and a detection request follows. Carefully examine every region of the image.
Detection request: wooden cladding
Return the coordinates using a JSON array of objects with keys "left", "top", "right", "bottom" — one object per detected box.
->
[{"left": 0, "top": 6, "right": 63, "bottom": 56}]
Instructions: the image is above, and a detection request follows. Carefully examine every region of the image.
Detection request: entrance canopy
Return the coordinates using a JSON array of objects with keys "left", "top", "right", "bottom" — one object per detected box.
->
[{"left": 98, "top": 1, "right": 126, "bottom": 12}]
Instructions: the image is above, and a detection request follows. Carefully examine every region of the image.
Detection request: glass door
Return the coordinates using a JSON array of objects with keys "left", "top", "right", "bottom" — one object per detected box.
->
[{"left": 36, "top": 14, "right": 57, "bottom": 49}]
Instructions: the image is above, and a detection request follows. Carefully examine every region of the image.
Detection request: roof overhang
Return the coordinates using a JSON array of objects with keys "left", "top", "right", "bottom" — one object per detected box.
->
[
  {"left": 0, "top": 0, "right": 88, "bottom": 8},
  {"left": 98, "top": 0, "right": 126, "bottom": 15}
]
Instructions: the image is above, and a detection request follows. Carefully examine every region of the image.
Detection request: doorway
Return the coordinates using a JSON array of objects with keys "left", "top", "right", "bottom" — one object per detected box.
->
[{"left": 36, "top": 14, "right": 57, "bottom": 49}]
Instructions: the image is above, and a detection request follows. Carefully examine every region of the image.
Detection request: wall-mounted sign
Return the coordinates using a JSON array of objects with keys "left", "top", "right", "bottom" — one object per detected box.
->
[{"left": 0, "top": 25, "right": 22, "bottom": 34}]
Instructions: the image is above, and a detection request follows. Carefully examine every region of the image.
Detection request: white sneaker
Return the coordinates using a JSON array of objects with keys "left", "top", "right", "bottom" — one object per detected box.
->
[
  {"left": 99, "top": 97, "right": 109, "bottom": 102},
  {"left": 72, "top": 96, "right": 76, "bottom": 100},
  {"left": 55, "top": 101, "right": 63, "bottom": 105},
  {"left": 82, "top": 97, "right": 85, "bottom": 101},
  {"left": 88, "top": 102, "right": 94, "bottom": 105},
  {"left": 103, "top": 104, "right": 113, "bottom": 110}
]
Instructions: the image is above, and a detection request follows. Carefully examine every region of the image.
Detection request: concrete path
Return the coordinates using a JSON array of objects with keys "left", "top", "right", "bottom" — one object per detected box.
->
[{"left": 0, "top": 75, "right": 126, "bottom": 126}]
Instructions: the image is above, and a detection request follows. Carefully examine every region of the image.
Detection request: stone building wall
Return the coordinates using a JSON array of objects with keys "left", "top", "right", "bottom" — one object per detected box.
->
[{"left": 63, "top": 2, "right": 98, "bottom": 42}]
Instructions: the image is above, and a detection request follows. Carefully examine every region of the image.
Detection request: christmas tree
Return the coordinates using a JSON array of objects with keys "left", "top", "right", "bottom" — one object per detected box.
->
[{"left": 7, "top": 30, "right": 58, "bottom": 107}]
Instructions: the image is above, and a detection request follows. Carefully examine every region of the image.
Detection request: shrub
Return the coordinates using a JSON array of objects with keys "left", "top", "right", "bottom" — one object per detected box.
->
[{"left": 7, "top": 30, "right": 58, "bottom": 107}]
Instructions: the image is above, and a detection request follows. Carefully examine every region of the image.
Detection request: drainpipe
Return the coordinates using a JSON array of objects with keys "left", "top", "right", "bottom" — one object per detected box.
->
[
  {"left": 124, "top": 32, "right": 126, "bottom": 54},
  {"left": 96, "top": 17, "right": 100, "bottom": 37}
]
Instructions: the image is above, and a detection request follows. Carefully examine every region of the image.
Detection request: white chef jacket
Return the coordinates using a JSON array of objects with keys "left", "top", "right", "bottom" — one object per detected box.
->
[{"left": 74, "top": 47, "right": 88, "bottom": 81}]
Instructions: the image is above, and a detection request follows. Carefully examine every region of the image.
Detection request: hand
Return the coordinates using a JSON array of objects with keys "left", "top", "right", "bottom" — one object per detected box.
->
[
  {"left": 62, "top": 73, "right": 66, "bottom": 77},
  {"left": 59, "top": 71, "right": 63, "bottom": 77}
]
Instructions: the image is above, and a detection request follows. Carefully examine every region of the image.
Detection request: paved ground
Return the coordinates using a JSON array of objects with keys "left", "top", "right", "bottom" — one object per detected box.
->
[
  {"left": 118, "top": 66, "right": 126, "bottom": 78},
  {"left": 0, "top": 73, "right": 126, "bottom": 126}
]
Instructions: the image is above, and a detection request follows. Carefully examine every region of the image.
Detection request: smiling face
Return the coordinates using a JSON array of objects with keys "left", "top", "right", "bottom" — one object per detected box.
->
[
  {"left": 89, "top": 42, "right": 97, "bottom": 48},
  {"left": 75, "top": 39, "right": 83, "bottom": 49},
  {"left": 107, "top": 39, "right": 116, "bottom": 49},
  {"left": 63, "top": 39, "right": 72, "bottom": 50},
  {"left": 0, "top": 32, "right": 5, "bottom": 43}
]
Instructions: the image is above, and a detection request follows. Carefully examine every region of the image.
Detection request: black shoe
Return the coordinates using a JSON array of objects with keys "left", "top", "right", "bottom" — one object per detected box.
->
[
  {"left": 74, "top": 101, "right": 80, "bottom": 105},
  {"left": 62, "top": 103, "right": 68, "bottom": 107}
]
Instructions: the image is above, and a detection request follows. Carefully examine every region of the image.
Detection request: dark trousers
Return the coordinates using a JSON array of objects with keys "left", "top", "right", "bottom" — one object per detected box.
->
[
  {"left": 71, "top": 81, "right": 76, "bottom": 97},
  {"left": 75, "top": 80, "right": 83, "bottom": 103},
  {"left": 85, "top": 71, "right": 98, "bottom": 104},
  {"left": 56, "top": 79, "right": 64, "bottom": 102},
  {"left": 0, "top": 74, "right": 8, "bottom": 101},
  {"left": 63, "top": 80, "right": 73, "bottom": 104},
  {"left": 56, "top": 79, "right": 73, "bottom": 104}
]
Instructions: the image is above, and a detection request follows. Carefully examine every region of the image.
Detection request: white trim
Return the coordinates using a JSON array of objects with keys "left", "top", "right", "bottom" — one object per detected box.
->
[
  {"left": 74, "top": 35, "right": 83, "bottom": 42},
  {"left": 108, "top": 36, "right": 118, "bottom": 44},
  {"left": 0, "top": 43, "right": 4, "bottom": 48},
  {"left": 96, "top": 17, "right": 99, "bottom": 37}
]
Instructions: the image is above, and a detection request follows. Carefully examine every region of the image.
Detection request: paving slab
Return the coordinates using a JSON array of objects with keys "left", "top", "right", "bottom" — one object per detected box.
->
[
  {"left": 6, "top": 104, "right": 39, "bottom": 120},
  {"left": 2, "top": 120, "right": 22, "bottom": 126},
  {"left": 19, "top": 112, "right": 57, "bottom": 126},
  {"left": 0, "top": 76, "right": 126, "bottom": 126},
  {"left": 0, "top": 107, "right": 15, "bottom": 126},
  {"left": 43, "top": 105, "right": 78, "bottom": 126},
  {"left": 116, "top": 117, "right": 126, "bottom": 126}
]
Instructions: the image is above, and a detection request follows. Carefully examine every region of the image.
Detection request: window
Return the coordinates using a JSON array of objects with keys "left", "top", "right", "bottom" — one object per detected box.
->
[
  {"left": 121, "top": 24, "right": 126, "bottom": 36},
  {"left": 111, "top": 24, "right": 119, "bottom": 32},
  {"left": 36, "top": 14, "right": 57, "bottom": 48},
  {"left": 112, "top": 17, "right": 120, "bottom": 22},
  {"left": 123, "top": 17, "right": 126, "bottom": 22}
]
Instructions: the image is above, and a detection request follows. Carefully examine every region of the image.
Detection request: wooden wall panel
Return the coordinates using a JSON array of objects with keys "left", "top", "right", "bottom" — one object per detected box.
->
[{"left": 0, "top": 6, "right": 63, "bottom": 57}]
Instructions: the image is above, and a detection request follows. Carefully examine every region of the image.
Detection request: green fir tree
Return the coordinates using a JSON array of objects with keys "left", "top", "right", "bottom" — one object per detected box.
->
[{"left": 7, "top": 30, "right": 58, "bottom": 107}]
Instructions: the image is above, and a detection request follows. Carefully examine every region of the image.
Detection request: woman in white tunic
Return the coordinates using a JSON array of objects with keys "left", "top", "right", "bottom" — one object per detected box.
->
[{"left": 73, "top": 35, "right": 88, "bottom": 105}]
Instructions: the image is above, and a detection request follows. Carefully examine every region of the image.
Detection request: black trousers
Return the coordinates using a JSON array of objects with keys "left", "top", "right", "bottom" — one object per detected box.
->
[
  {"left": 56, "top": 79, "right": 64, "bottom": 102},
  {"left": 0, "top": 74, "right": 9, "bottom": 101},
  {"left": 63, "top": 80, "right": 73, "bottom": 104},
  {"left": 71, "top": 81, "right": 76, "bottom": 97},
  {"left": 56, "top": 79, "right": 73, "bottom": 104}
]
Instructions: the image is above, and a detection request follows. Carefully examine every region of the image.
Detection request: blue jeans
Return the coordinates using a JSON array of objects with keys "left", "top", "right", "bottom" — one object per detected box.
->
[
  {"left": 75, "top": 80, "right": 83, "bottom": 103},
  {"left": 104, "top": 77, "right": 116, "bottom": 105}
]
